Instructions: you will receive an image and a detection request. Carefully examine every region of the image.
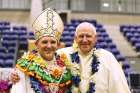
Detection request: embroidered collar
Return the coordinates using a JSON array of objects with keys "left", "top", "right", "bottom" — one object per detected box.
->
[{"left": 70, "top": 49, "right": 100, "bottom": 93}]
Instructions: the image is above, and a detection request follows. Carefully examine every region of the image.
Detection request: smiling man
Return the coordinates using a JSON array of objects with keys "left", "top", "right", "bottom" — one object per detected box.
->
[
  {"left": 10, "top": 8, "right": 72, "bottom": 93},
  {"left": 74, "top": 22, "right": 97, "bottom": 55},
  {"left": 35, "top": 36, "right": 58, "bottom": 61},
  {"left": 57, "top": 22, "right": 131, "bottom": 93}
]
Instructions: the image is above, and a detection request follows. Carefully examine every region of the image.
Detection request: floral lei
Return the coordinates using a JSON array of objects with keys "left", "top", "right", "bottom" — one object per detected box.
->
[
  {"left": 16, "top": 50, "right": 72, "bottom": 93},
  {"left": 70, "top": 50, "right": 100, "bottom": 93},
  {"left": 0, "top": 80, "right": 11, "bottom": 92}
]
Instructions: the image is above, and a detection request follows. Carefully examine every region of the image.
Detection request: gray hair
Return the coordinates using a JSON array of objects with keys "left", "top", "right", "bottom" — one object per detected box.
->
[{"left": 75, "top": 22, "right": 97, "bottom": 36}]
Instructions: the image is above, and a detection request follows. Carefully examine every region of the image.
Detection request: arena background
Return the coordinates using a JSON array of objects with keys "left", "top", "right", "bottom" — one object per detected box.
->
[{"left": 0, "top": 0, "right": 140, "bottom": 92}]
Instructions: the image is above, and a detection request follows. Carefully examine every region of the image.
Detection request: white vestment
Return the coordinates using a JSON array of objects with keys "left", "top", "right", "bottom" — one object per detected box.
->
[
  {"left": 57, "top": 47, "right": 131, "bottom": 93},
  {"left": 10, "top": 69, "right": 35, "bottom": 93}
]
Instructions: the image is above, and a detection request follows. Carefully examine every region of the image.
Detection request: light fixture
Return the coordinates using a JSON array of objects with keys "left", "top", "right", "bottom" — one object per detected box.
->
[{"left": 103, "top": 3, "right": 109, "bottom": 7}]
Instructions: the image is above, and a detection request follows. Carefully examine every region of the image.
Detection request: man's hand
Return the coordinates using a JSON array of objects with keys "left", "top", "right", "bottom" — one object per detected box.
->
[{"left": 10, "top": 72, "right": 20, "bottom": 84}]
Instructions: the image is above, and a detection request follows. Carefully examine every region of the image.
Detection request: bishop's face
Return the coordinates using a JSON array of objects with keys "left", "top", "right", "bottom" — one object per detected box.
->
[{"left": 35, "top": 36, "right": 58, "bottom": 61}]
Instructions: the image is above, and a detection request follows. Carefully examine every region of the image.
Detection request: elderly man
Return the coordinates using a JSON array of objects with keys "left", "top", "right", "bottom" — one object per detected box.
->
[
  {"left": 57, "top": 22, "right": 131, "bottom": 93},
  {"left": 11, "top": 22, "right": 131, "bottom": 93},
  {"left": 10, "top": 8, "right": 72, "bottom": 93}
]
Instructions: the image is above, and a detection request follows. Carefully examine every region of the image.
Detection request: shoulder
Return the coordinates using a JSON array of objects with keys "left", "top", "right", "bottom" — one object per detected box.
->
[
  {"left": 94, "top": 48, "right": 114, "bottom": 58},
  {"left": 57, "top": 47, "right": 75, "bottom": 55},
  {"left": 18, "top": 50, "right": 37, "bottom": 60},
  {"left": 56, "top": 47, "right": 77, "bottom": 67},
  {"left": 95, "top": 48, "right": 120, "bottom": 68}
]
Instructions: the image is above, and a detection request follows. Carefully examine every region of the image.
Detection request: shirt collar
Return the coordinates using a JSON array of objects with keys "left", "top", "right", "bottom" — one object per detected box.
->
[{"left": 78, "top": 48, "right": 96, "bottom": 56}]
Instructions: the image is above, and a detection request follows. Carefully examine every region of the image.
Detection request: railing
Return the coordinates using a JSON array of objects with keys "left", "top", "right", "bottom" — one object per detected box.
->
[
  {"left": 0, "top": 0, "right": 140, "bottom": 14},
  {"left": 0, "top": 0, "right": 30, "bottom": 10},
  {"left": 43, "top": 0, "right": 68, "bottom": 10},
  {"left": 43, "top": 0, "right": 140, "bottom": 14}
]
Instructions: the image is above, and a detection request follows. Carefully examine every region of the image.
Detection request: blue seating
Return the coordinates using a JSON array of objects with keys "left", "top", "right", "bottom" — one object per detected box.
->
[
  {"left": 0, "top": 59, "right": 5, "bottom": 67},
  {"left": 18, "top": 31, "right": 27, "bottom": 36},
  {"left": 125, "top": 33, "right": 133, "bottom": 41},
  {"left": 97, "top": 42, "right": 108, "bottom": 49},
  {"left": 97, "top": 37, "right": 104, "bottom": 43},
  {"left": 0, "top": 53, "right": 6, "bottom": 60},
  {"left": 2, "top": 40, "right": 17, "bottom": 49},
  {"left": 101, "top": 32, "right": 109, "bottom": 38},
  {"left": 0, "top": 21, "right": 10, "bottom": 26},
  {"left": 71, "top": 19, "right": 78, "bottom": 24},
  {"left": 0, "top": 27, "right": 10, "bottom": 31},
  {"left": 65, "top": 41, "right": 72, "bottom": 47},
  {"left": 96, "top": 24, "right": 103, "bottom": 29},
  {"left": 135, "top": 43, "right": 140, "bottom": 52},
  {"left": 105, "top": 37, "right": 112, "bottom": 43},
  {"left": 116, "top": 54, "right": 125, "bottom": 61},
  {"left": 8, "top": 47, "right": 16, "bottom": 54},
  {"left": 122, "top": 61, "right": 130, "bottom": 69},
  {"left": 62, "top": 31, "right": 70, "bottom": 36},
  {"left": 0, "top": 47, "right": 7, "bottom": 53},
  {"left": 68, "top": 26, "right": 75, "bottom": 32},
  {"left": 3, "top": 35, "right": 18, "bottom": 41},
  {"left": 28, "top": 31, "right": 35, "bottom": 39},
  {"left": 0, "top": 22, "right": 30, "bottom": 68},
  {"left": 120, "top": 25, "right": 140, "bottom": 53},
  {"left": 62, "top": 36, "right": 73, "bottom": 42},
  {"left": 111, "top": 48, "right": 120, "bottom": 56},
  {"left": 13, "top": 26, "right": 27, "bottom": 31},
  {"left": 6, "top": 53, "right": 14, "bottom": 59},
  {"left": 108, "top": 42, "right": 117, "bottom": 49},
  {"left": 5, "top": 59, "right": 13, "bottom": 67}
]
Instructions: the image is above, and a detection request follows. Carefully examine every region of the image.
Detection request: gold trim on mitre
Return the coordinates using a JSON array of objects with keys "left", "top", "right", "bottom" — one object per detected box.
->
[{"left": 32, "top": 8, "right": 64, "bottom": 41}]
